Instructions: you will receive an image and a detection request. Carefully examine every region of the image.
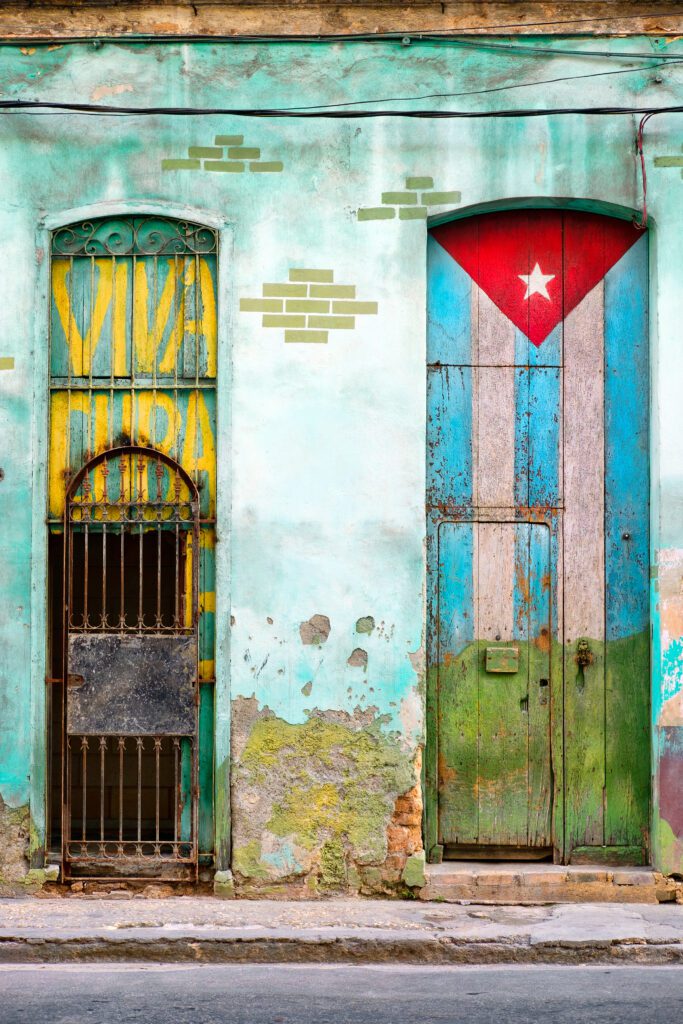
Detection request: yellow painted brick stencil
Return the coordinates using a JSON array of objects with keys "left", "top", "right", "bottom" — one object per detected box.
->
[
  {"left": 654, "top": 145, "right": 683, "bottom": 178},
  {"left": 241, "top": 270, "right": 379, "bottom": 344},
  {"left": 358, "top": 174, "right": 461, "bottom": 221},
  {"left": 163, "top": 133, "right": 283, "bottom": 173}
]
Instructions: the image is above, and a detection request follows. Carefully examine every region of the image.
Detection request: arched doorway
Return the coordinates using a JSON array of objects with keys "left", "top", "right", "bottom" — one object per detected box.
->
[
  {"left": 59, "top": 446, "right": 200, "bottom": 878},
  {"left": 46, "top": 214, "right": 218, "bottom": 880},
  {"left": 426, "top": 209, "right": 650, "bottom": 864}
]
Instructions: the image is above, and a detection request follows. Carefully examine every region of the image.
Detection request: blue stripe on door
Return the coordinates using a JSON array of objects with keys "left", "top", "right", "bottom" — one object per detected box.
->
[
  {"left": 513, "top": 522, "right": 530, "bottom": 641},
  {"left": 438, "top": 521, "right": 475, "bottom": 655},
  {"left": 604, "top": 236, "right": 649, "bottom": 640},
  {"left": 427, "top": 365, "right": 473, "bottom": 508},
  {"left": 514, "top": 368, "right": 530, "bottom": 507},
  {"left": 528, "top": 367, "right": 561, "bottom": 508},
  {"left": 513, "top": 366, "right": 561, "bottom": 509},
  {"left": 427, "top": 235, "right": 473, "bottom": 365},
  {"left": 514, "top": 322, "right": 562, "bottom": 366}
]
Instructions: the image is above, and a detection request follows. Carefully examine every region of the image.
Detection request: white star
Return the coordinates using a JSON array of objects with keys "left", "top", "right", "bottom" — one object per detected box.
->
[{"left": 518, "top": 262, "right": 555, "bottom": 301}]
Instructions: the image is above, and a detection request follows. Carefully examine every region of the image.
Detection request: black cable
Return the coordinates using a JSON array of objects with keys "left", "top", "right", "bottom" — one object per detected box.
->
[
  {"left": 2, "top": 33, "right": 683, "bottom": 64},
  {"left": 280, "top": 60, "right": 682, "bottom": 110},
  {"left": 1, "top": 99, "right": 683, "bottom": 118}
]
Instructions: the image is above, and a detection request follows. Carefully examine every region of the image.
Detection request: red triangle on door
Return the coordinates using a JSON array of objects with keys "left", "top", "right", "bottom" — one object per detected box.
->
[{"left": 432, "top": 211, "right": 642, "bottom": 347}]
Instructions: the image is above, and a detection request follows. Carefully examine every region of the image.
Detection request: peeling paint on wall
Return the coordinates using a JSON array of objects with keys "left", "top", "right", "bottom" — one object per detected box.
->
[
  {"left": 0, "top": 35, "right": 682, "bottom": 884},
  {"left": 230, "top": 696, "right": 420, "bottom": 892},
  {"left": 0, "top": 796, "right": 29, "bottom": 893}
]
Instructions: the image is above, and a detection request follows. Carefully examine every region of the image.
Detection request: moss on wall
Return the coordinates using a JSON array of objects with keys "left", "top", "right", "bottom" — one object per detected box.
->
[
  {"left": 231, "top": 696, "right": 420, "bottom": 892},
  {"left": 0, "top": 796, "right": 30, "bottom": 895}
]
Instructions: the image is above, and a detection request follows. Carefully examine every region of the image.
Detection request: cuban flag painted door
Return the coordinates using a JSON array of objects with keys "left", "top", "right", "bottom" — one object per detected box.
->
[{"left": 427, "top": 210, "right": 649, "bottom": 862}]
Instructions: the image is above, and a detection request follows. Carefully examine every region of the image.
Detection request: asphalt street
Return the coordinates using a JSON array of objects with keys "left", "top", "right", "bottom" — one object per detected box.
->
[{"left": 0, "top": 963, "right": 682, "bottom": 1024}]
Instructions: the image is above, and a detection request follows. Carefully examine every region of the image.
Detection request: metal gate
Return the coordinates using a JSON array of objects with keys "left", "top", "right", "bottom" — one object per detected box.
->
[
  {"left": 47, "top": 214, "right": 218, "bottom": 879},
  {"left": 62, "top": 446, "right": 200, "bottom": 878}
]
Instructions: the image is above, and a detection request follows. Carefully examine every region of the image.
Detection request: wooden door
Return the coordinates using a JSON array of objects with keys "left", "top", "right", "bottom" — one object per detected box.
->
[
  {"left": 437, "top": 521, "right": 551, "bottom": 851},
  {"left": 427, "top": 210, "right": 650, "bottom": 862}
]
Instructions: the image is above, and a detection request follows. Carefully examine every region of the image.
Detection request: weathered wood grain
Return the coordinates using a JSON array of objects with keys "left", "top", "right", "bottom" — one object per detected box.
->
[
  {"left": 563, "top": 279, "right": 606, "bottom": 850},
  {"left": 437, "top": 521, "right": 479, "bottom": 844},
  {"left": 475, "top": 286, "right": 516, "bottom": 367},
  {"left": 527, "top": 522, "right": 552, "bottom": 847},
  {"left": 604, "top": 236, "right": 650, "bottom": 851},
  {"left": 476, "top": 366, "right": 516, "bottom": 507},
  {"left": 477, "top": 522, "right": 530, "bottom": 846}
]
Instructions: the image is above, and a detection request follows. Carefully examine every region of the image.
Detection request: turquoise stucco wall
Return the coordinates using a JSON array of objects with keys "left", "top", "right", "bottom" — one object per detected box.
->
[{"left": 1, "top": 35, "right": 683, "bottom": 881}]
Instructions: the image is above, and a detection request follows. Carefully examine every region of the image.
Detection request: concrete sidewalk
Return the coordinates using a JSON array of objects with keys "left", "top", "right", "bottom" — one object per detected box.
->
[{"left": 1, "top": 897, "right": 683, "bottom": 965}]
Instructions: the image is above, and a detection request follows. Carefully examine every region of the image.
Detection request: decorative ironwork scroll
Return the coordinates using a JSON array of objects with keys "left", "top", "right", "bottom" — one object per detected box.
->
[{"left": 52, "top": 216, "right": 217, "bottom": 257}]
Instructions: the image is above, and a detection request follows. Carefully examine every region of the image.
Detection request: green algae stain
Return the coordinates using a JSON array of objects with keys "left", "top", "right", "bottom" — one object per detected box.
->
[
  {"left": 319, "top": 837, "right": 348, "bottom": 889},
  {"left": 232, "top": 840, "right": 270, "bottom": 880},
  {"left": 431, "top": 631, "right": 649, "bottom": 858},
  {"left": 239, "top": 713, "right": 414, "bottom": 869},
  {"left": 652, "top": 816, "right": 683, "bottom": 876}
]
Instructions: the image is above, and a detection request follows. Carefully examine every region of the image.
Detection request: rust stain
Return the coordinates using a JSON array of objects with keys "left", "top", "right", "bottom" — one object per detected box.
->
[
  {"left": 534, "top": 626, "right": 551, "bottom": 654},
  {"left": 438, "top": 751, "right": 456, "bottom": 786}
]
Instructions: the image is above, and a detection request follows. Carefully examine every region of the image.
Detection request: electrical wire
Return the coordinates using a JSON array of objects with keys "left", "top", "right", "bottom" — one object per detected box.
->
[
  {"left": 279, "top": 60, "right": 682, "bottom": 110},
  {"left": 1, "top": 99, "right": 683, "bottom": 118},
  {"left": 2, "top": 33, "right": 683, "bottom": 64}
]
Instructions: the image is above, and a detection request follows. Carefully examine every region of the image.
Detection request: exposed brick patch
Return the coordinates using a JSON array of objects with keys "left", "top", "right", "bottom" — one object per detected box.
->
[
  {"left": 162, "top": 134, "right": 283, "bottom": 173},
  {"left": 358, "top": 175, "right": 460, "bottom": 221},
  {"left": 378, "top": 748, "right": 424, "bottom": 888}
]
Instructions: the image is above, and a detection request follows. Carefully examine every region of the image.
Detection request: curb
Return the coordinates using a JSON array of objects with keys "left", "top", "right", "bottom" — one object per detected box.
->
[{"left": 2, "top": 933, "right": 683, "bottom": 965}]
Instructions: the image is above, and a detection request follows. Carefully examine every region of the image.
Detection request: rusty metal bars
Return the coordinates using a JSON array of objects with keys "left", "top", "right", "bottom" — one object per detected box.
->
[
  {"left": 64, "top": 735, "right": 196, "bottom": 866},
  {"left": 66, "top": 448, "right": 198, "bottom": 635}
]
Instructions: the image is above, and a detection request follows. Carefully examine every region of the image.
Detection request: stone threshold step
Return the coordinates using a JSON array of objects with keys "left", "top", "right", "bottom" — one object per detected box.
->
[{"left": 420, "top": 863, "right": 678, "bottom": 904}]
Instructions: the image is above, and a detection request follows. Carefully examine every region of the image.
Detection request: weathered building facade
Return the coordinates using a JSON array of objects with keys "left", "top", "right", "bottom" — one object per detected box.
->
[{"left": 1, "top": 1, "right": 683, "bottom": 895}]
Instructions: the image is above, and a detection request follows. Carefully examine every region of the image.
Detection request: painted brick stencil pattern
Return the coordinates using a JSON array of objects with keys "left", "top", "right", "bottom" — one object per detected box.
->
[
  {"left": 240, "top": 269, "right": 378, "bottom": 343},
  {"left": 654, "top": 147, "right": 683, "bottom": 177},
  {"left": 358, "top": 176, "right": 461, "bottom": 220},
  {"left": 162, "top": 135, "right": 283, "bottom": 172}
]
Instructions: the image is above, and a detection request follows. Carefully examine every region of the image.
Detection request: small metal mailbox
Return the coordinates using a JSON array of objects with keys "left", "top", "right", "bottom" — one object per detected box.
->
[{"left": 485, "top": 646, "right": 519, "bottom": 674}]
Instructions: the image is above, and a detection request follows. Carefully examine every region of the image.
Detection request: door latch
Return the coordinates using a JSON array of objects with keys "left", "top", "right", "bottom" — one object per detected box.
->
[
  {"left": 576, "top": 639, "right": 593, "bottom": 668},
  {"left": 575, "top": 638, "right": 593, "bottom": 691}
]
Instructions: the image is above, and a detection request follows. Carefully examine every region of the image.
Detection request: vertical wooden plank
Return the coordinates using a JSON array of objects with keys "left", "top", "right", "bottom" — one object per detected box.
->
[
  {"left": 476, "top": 367, "right": 516, "bottom": 508},
  {"left": 526, "top": 210, "right": 562, "bottom": 355},
  {"left": 527, "top": 321, "right": 563, "bottom": 368},
  {"left": 549, "top": 510, "right": 564, "bottom": 860},
  {"left": 514, "top": 367, "right": 530, "bottom": 508},
  {"left": 476, "top": 210, "right": 531, "bottom": 355},
  {"left": 425, "top": 513, "right": 441, "bottom": 858},
  {"left": 563, "top": 278, "right": 606, "bottom": 851},
  {"left": 604, "top": 237, "right": 650, "bottom": 849},
  {"left": 528, "top": 367, "right": 562, "bottom": 508},
  {"left": 427, "top": 365, "right": 473, "bottom": 509},
  {"left": 527, "top": 522, "right": 552, "bottom": 846},
  {"left": 475, "top": 287, "right": 516, "bottom": 366},
  {"left": 50, "top": 260, "right": 72, "bottom": 378},
  {"left": 198, "top": 682, "right": 215, "bottom": 854},
  {"left": 427, "top": 235, "right": 473, "bottom": 365},
  {"left": 437, "top": 521, "right": 479, "bottom": 844},
  {"left": 477, "top": 521, "right": 529, "bottom": 845}
]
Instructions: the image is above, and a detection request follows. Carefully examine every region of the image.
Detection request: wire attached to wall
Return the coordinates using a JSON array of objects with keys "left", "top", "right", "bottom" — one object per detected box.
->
[
  {"left": 635, "top": 112, "right": 656, "bottom": 230},
  {"left": 2, "top": 99, "right": 683, "bottom": 118}
]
